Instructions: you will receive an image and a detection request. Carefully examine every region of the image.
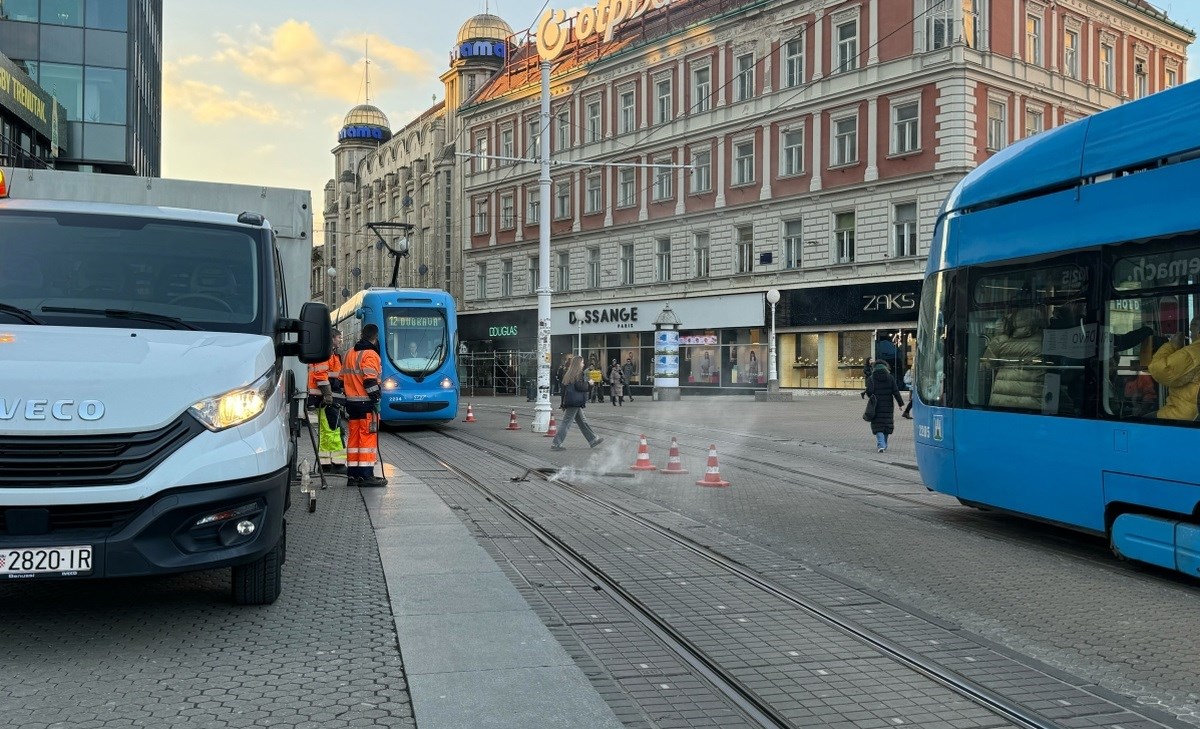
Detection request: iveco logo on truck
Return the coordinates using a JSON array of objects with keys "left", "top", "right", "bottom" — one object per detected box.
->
[{"left": 0, "top": 398, "right": 105, "bottom": 421}]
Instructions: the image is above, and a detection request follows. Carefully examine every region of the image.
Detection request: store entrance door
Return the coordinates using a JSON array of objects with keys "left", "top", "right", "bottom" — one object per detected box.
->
[{"left": 874, "top": 329, "right": 916, "bottom": 389}]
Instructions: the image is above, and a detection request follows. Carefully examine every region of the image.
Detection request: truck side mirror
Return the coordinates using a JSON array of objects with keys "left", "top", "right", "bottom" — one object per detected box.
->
[{"left": 279, "top": 302, "right": 331, "bottom": 363}]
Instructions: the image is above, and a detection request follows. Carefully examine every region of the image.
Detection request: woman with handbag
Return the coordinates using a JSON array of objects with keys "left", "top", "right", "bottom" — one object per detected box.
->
[
  {"left": 865, "top": 361, "right": 905, "bottom": 453},
  {"left": 551, "top": 355, "right": 605, "bottom": 450}
]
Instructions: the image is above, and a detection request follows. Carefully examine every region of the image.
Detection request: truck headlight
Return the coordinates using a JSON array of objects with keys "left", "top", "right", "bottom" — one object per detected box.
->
[{"left": 190, "top": 368, "right": 275, "bottom": 431}]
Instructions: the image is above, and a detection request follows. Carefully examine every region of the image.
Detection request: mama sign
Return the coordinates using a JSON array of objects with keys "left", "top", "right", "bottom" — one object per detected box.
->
[{"left": 536, "top": 0, "right": 674, "bottom": 61}]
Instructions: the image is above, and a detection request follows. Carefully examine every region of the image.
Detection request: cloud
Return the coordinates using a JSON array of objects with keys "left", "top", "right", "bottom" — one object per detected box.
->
[
  {"left": 211, "top": 20, "right": 433, "bottom": 103},
  {"left": 163, "top": 77, "right": 286, "bottom": 125}
]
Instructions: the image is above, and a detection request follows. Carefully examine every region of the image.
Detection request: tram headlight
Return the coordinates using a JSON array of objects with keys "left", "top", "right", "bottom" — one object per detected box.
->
[
  {"left": 382, "top": 377, "right": 399, "bottom": 391},
  {"left": 440, "top": 377, "right": 453, "bottom": 389}
]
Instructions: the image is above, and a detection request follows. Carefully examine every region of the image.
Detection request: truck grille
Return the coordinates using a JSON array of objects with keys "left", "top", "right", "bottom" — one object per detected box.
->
[
  {"left": 0, "top": 415, "right": 206, "bottom": 487},
  {"left": 0, "top": 503, "right": 143, "bottom": 535}
]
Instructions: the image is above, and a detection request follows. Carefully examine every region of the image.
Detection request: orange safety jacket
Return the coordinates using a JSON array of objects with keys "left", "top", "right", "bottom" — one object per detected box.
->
[
  {"left": 307, "top": 351, "right": 343, "bottom": 396},
  {"left": 343, "top": 342, "right": 382, "bottom": 418}
]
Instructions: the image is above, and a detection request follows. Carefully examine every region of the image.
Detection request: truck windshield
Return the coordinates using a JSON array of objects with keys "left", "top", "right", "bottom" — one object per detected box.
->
[
  {"left": 384, "top": 308, "right": 449, "bottom": 377},
  {"left": 0, "top": 210, "right": 260, "bottom": 332}
]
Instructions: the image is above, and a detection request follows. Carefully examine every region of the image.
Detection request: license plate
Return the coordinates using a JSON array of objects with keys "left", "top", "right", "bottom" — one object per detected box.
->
[{"left": 1, "top": 546, "right": 93, "bottom": 576}]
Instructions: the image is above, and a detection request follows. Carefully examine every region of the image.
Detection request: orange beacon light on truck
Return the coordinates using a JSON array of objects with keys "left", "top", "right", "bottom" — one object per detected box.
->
[{"left": 0, "top": 169, "right": 7, "bottom": 198}]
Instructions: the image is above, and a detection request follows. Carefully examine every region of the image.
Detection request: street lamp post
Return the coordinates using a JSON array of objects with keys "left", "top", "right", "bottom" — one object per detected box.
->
[
  {"left": 574, "top": 308, "right": 585, "bottom": 357},
  {"left": 766, "top": 289, "right": 780, "bottom": 393}
]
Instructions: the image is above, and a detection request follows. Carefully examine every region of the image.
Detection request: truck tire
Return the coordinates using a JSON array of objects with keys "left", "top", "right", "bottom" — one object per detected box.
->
[{"left": 231, "top": 536, "right": 283, "bottom": 605}]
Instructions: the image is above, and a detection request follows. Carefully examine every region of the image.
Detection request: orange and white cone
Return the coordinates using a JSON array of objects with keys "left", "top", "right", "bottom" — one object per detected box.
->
[
  {"left": 695, "top": 444, "right": 730, "bottom": 487},
  {"left": 505, "top": 409, "right": 521, "bottom": 430},
  {"left": 544, "top": 415, "right": 558, "bottom": 437},
  {"left": 463, "top": 403, "right": 477, "bottom": 423},
  {"left": 661, "top": 437, "right": 688, "bottom": 474},
  {"left": 630, "top": 434, "right": 657, "bottom": 471}
]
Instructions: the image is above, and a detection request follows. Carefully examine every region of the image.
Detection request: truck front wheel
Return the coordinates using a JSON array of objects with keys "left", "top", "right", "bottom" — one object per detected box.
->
[{"left": 231, "top": 534, "right": 284, "bottom": 605}]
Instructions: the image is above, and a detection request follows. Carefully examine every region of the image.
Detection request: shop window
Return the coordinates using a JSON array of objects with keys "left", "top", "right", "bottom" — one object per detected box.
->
[
  {"left": 682, "top": 332, "right": 719, "bottom": 384},
  {"left": 726, "top": 329, "right": 767, "bottom": 385},
  {"left": 837, "top": 331, "right": 873, "bottom": 389}
]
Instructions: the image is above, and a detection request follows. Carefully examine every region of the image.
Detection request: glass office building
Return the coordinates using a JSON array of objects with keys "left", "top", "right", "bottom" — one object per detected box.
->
[{"left": 0, "top": 0, "right": 161, "bottom": 175}]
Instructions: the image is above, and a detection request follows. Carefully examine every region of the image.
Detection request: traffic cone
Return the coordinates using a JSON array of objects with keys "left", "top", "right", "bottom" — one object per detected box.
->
[
  {"left": 695, "top": 444, "right": 730, "bottom": 487},
  {"left": 661, "top": 437, "right": 688, "bottom": 474},
  {"left": 463, "top": 403, "right": 477, "bottom": 423},
  {"left": 505, "top": 409, "right": 521, "bottom": 430},
  {"left": 544, "top": 414, "right": 558, "bottom": 437},
  {"left": 629, "top": 434, "right": 657, "bottom": 471}
]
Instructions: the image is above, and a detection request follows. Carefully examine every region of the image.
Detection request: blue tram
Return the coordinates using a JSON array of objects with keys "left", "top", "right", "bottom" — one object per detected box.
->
[
  {"left": 331, "top": 288, "right": 459, "bottom": 425},
  {"left": 914, "top": 80, "right": 1200, "bottom": 578}
]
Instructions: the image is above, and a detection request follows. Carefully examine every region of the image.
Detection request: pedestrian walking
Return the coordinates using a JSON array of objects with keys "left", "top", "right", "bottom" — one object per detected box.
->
[
  {"left": 551, "top": 355, "right": 604, "bottom": 451},
  {"left": 608, "top": 358, "right": 625, "bottom": 406},
  {"left": 865, "top": 360, "right": 905, "bottom": 453},
  {"left": 586, "top": 359, "right": 603, "bottom": 403},
  {"left": 622, "top": 353, "right": 636, "bottom": 402},
  {"left": 902, "top": 366, "right": 914, "bottom": 419}
]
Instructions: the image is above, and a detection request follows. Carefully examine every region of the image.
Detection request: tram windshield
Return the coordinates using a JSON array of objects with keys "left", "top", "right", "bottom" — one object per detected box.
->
[{"left": 384, "top": 307, "right": 449, "bottom": 377}]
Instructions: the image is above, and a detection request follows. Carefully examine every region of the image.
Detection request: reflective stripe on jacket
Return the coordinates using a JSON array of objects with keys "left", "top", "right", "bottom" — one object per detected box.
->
[{"left": 343, "top": 344, "right": 382, "bottom": 404}]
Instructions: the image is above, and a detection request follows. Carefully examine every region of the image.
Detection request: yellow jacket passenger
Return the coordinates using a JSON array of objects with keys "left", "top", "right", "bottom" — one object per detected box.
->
[{"left": 1148, "top": 338, "right": 1200, "bottom": 421}]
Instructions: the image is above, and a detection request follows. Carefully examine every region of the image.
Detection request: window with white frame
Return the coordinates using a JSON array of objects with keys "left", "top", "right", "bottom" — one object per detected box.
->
[
  {"left": 735, "top": 53, "right": 755, "bottom": 101},
  {"left": 500, "top": 126, "right": 514, "bottom": 164},
  {"left": 587, "top": 247, "right": 601, "bottom": 288},
  {"left": 655, "top": 77, "right": 672, "bottom": 124},
  {"left": 783, "top": 219, "right": 803, "bottom": 268},
  {"left": 654, "top": 157, "right": 673, "bottom": 201},
  {"left": 556, "top": 251, "right": 570, "bottom": 291},
  {"left": 734, "top": 140, "right": 755, "bottom": 185},
  {"left": 987, "top": 99, "right": 1007, "bottom": 150},
  {"left": 526, "top": 188, "right": 540, "bottom": 224},
  {"left": 501, "top": 259, "right": 513, "bottom": 297},
  {"left": 527, "top": 256, "right": 538, "bottom": 294},
  {"left": 1024, "top": 107, "right": 1044, "bottom": 137},
  {"left": 555, "top": 107, "right": 570, "bottom": 151},
  {"left": 963, "top": 0, "right": 979, "bottom": 47},
  {"left": 692, "top": 65, "right": 711, "bottom": 112},
  {"left": 691, "top": 149, "right": 712, "bottom": 192},
  {"left": 1101, "top": 44, "right": 1115, "bottom": 91},
  {"left": 655, "top": 237, "right": 671, "bottom": 282},
  {"left": 893, "top": 202, "right": 917, "bottom": 257},
  {"left": 891, "top": 101, "right": 919, "bottom": 154},
  {"left": 735, "top": 225, "right": 754, "bottom": 274},
  {"left": 834, "top": 211, "right": 855, "bottom": 263},
  {"left": 1026, "top": 14, "right": 1042, "bottom": 66},
  {"left": 620, "top": 243, "right": 634, "bottom": 285},
  {"left": 927, "top": 0, "right": 951, "bottom": 51},
  {"left": 585, "top": 173, "right": 602, "bottom": 214},
  {"left": 1166, "top": 67, "right": 1178, "bottom": 89},
  {"left": 1063, "top": 29, "right": 1079, "bottom": 79},
  {"left": 1135, "top": 59, "right": 1148, "bottom": 98},
  {"left": 836, "top": 20, "right": 858, "bottom": 72},
  {"left": 474, "top": 197, "right": 489, "bottom": 234},
  {"left": 500, "top": 192, "right": 514, "bottom": 229},
  {"left": 475, "top": 262, "right": 487, "bottom": 299},
  {"left": 784, "top": 37, "right": 804, "bottom": 87},
  {"left": 528, "top": 117, "right": 541, "bottom": 159},
  {"left": 586, "top": 98, "right": 602, "bottom": 142},
  {"left": 620, "top": 88, "right": 636, "bottom": 133},
  {"left": 555, "top": 180, "right": 570, "bottom": 219},
  {"left": 474, "top": 132, "right": 490, "bottom": 172},
  {"left": 833, "top": 114, "right": 858, "bottom": 165},
  {"left": 693, "top": 232, "right": 710, "bottom": 278},
  {"left": 619, "top": 168, "right": 636, "bottom": 207},
  {"left": 781, "top": 128, "right": 804, "bottom": 176}
]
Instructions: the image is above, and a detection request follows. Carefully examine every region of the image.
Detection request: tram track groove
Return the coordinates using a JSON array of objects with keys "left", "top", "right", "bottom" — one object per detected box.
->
[{"left": 393, "top": 428, "right": 1071, "bottom": 729}]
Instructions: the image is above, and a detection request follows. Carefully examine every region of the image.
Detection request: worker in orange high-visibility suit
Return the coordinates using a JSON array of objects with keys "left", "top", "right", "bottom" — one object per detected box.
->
[
  {"left": 342, "top": 323, "right": 387, "bottom": 487},
  {"left": 307, "top": 328, "right": 347, "bottom": 474}
]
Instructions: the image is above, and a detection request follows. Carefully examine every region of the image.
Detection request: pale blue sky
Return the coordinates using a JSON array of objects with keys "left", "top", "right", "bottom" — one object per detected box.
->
[{"left": 161, "top": 1, "right": 1200, "bottom": 243}]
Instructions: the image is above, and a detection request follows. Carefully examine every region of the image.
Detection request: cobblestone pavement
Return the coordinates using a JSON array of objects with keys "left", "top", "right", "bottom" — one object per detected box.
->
[
  {"left": 447, "top": 395, "right": 1200, "bottom": 726},
  {"left": 0, "top": 483, "right": 413, "bottom": 729}
]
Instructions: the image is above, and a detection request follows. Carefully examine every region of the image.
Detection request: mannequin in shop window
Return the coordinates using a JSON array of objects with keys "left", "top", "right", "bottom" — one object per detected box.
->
[
  {"left": 746, "top": 350, "right": 760, "bottom": 383},
  {"left": 699, "top": 351, "right": 713, "bottom": 380}
]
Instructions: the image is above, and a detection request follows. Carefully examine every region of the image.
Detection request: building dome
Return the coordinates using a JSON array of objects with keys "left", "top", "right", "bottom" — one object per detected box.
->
[
  {"left": 456, "top": 13, "right": 513, "bottom": 44},
  {"left": 342, "top": 104, "right": 390, "bottom": 129}
]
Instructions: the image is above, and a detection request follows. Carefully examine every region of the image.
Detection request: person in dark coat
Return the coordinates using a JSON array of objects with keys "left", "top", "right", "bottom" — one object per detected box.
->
[{"left": 866, "top": 361, "right": 905, "bottom": 453}]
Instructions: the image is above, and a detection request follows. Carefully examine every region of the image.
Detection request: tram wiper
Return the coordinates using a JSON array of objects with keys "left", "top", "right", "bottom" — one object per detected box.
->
[
  {"left": 41, "top": 306, "right": 201, "bottom": 331},
  {"left": 0, "top": 302, "right": 45, "bottom": 325},
  {"left": 420, "top": 342, "right": 444, "bottom": 378}
]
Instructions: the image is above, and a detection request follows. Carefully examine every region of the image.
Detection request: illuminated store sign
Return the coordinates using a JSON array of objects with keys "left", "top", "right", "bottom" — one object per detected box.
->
[
  {"left": 451, "top": 40, "right": 508, "bottom": 62},
  {"left": 338, "top": 125, "right": 391, "bottom": 143},
  {"left": 536, "top": 0, "right": 675, "bottom": 61}
]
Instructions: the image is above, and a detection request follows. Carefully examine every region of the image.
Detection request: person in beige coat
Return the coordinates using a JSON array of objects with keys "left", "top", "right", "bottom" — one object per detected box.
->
[{"left": 981, "top": 308, "right": 1048, "bottom": 410}]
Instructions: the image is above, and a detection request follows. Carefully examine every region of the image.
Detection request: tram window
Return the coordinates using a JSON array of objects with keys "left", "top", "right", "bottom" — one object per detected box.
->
[
  {"left": 966, "top": 257, "right": 1093, "bottom": 416},
  {"left": 1106, "top": 239, "right": 1200, "bottom": 424},
  {"left": 916, "top": 270, "right": 949, "bottom": 407}
]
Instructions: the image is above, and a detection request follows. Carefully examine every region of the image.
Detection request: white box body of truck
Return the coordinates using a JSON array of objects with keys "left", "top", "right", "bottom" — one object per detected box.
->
[{"left": 0, "top": 170, "right": 329, "bottom": 604}]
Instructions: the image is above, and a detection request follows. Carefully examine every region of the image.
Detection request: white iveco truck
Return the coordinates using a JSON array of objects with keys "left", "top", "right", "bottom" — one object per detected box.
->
[{"left": 0, "top": 169, "right": 329, "bottom": 605}]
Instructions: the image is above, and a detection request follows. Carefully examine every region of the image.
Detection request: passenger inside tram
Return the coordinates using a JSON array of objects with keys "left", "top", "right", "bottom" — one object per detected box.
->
[{"left": 1148, "top": 315, "right": 1200, "bottom": 421}]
